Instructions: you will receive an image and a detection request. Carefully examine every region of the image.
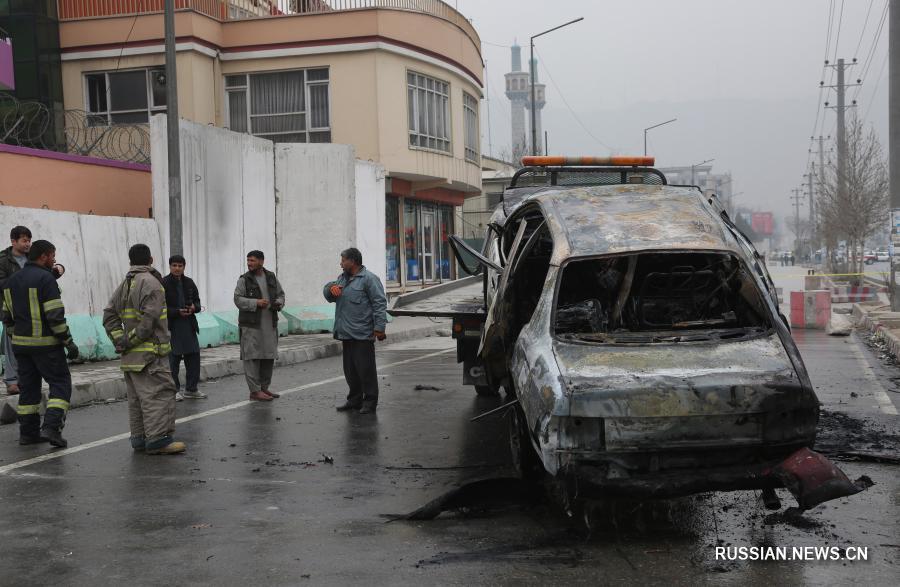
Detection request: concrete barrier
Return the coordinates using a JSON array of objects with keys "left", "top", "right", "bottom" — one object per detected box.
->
[
  {"left": 831, "top": 286, "right": 884, "bottom": 303},
  {"left": 790, "top": 290, "right": 831, "bottom": 329}
]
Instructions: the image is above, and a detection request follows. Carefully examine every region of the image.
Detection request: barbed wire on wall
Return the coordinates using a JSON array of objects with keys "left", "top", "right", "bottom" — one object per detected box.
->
[
  {"left": 0, "top": 92, "right": 52, "bottom": 149},
  {"left": 64, "top": 109, "right": 151, "bottom": 165},
  {"left": 1, "top": 93, "right": 151, "bottom": 165}
]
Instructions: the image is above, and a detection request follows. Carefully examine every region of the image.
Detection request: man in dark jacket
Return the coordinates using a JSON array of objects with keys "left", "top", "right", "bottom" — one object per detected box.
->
[
  {"left": 0, "top": 226, "right": 31, "bottom": 396},
  {"left": 1, "top": 226, "right": 66, "bottom": 396},
  {"left": 1, "top": 240, "right": 78, "bottom": 447},
  {"left": 163, "top": 255, "right": 204, "bottom": 400}
]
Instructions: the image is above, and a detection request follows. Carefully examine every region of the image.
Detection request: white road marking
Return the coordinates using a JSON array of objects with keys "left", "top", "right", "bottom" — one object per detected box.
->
[
  {"left": 0, "top": 348, "right": 454, "bottom": 475},
  {"left": 847, "top": 337, "right": 899, "bottom": 416}
]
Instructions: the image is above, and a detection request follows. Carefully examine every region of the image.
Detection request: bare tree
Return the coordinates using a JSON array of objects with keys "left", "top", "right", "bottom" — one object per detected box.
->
[{"left": 816, "top": 115, "right": 889, "bottom": 274}]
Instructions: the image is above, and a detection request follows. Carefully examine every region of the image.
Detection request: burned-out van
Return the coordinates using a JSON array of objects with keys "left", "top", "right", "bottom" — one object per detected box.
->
[{"left": 390, "top": 157, "right": 819, "bottom": 498}]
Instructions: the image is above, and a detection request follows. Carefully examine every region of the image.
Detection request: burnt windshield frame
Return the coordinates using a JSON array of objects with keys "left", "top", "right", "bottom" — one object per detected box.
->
[{"left": 550, "top": 249, "right": 775, "bottom": 345}]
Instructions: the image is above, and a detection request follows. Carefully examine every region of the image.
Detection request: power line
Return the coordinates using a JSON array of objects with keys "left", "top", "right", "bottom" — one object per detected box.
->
[
  {"left": 852, "top": 0, "right": 876, "bottom": 59},
  {"left": 533, "top": 47, "right": 614, "bottom": 153},
  {"left": 862, "top": 47, "right": 889, "bottom": 121},
  {"left": 831, "top": 0, "right": 845, "bottom": 64},
  {"left": 853, "top": 0, "right": 889, "bottom": 103}
]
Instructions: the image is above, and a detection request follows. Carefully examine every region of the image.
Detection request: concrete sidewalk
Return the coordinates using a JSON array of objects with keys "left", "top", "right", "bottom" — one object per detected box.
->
[{"left": 0, "top": 316, "right": 449, "bottom": 423}]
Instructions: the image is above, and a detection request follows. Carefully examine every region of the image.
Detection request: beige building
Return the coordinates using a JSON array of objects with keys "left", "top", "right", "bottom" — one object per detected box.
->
[{"left": 56, "top": 0, "right": 484, "bottom": 289}]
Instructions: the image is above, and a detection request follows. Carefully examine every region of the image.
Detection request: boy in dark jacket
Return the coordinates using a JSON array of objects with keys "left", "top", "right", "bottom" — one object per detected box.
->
[{"left": 162, "top": 255, "right": 204, "bottom": 400}]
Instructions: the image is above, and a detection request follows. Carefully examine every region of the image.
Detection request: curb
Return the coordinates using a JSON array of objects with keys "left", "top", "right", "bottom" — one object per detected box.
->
[{"left": 0, "top": 324, "right": 447, "bottom": 424}]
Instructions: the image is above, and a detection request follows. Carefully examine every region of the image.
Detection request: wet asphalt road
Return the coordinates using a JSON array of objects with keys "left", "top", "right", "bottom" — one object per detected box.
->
[{"left": 1, "top": 295, "right": 899, "bottom": 584}]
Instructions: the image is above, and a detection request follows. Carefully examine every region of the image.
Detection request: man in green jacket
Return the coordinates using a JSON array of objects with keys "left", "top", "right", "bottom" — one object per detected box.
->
[{"left": 323, "top": 247, "right": 387, "bottom": 414}]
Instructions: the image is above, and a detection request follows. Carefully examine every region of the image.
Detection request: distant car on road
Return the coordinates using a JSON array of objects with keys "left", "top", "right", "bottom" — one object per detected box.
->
[
  {"left": 863, "top": 251, "right": 877, "bottom": 265},
  {"left": 876, "top": 250, "right": 890, "bottom": 262}
]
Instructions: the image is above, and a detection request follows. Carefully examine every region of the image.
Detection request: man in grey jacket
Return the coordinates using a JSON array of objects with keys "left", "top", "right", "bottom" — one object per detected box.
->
[{"left": 323, "top": 247, "right": 387, "bottom": 414}]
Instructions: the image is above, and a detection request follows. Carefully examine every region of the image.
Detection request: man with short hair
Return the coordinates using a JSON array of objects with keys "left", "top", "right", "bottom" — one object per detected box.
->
[
  {"left": 103, "top": 244, "right": 186, "bottom": 455},
  {"left": 234, "top": 250, "right": 285, "bottom": 401},
  {"left": 0, "top": 226, "right": 66, "bottom": 396},
  {"left": 323, "top": 247, "right": 387, "bottom": 414},
  {"left": 1, "top": 240, "right": 78, "bottom": 447},
  {"left": 0, "top": 226, "right": 32, "bottom": 395},
  {"left": 163, "top": 255, "right": 204, "bottom": 401}
]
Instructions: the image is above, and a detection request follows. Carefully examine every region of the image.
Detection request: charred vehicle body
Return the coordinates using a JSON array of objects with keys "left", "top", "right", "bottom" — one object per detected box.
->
[{"left": 390, "top": 156, "right": 819, "bottom": 498}]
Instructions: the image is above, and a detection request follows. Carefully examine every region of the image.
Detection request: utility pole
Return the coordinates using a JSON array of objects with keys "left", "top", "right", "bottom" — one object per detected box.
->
[
  {"left": 790, "top": 188, "right": 804, "bottom": 257},
  {"left": 891, "top": 0, "right": 900, "bottom": 309},
  {"left": 807, "top": 165, "right": 816, "bottom": 257},
  {"left": 165, "top": 0, "right": 183, "bottom": 256}
]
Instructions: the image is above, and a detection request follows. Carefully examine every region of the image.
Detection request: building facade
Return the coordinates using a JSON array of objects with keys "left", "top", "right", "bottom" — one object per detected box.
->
[{"left": 54, "top": 0, "right": 484, "bottom": 290}]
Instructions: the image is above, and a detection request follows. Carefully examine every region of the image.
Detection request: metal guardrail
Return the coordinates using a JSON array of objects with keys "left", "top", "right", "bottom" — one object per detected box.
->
[{"left": 57, "top": 1, "right": 480, "bottom": 50}]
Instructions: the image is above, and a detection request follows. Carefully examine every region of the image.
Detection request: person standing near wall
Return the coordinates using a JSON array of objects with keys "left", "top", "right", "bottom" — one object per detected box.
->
[
  {"left": 1, "top": 240, "right": 78, "bottom": 447},
  {"left": 233, "top": 250, "right": 285, "bottom": 402},
  {"left": 0, "top": 226, "right": 66, "bottom": 397},
  {"left": 0, "top": 226, "right": 32, "bottom": 396},
  {"left": 323, "top": 247, "right": 387, "bottom": 415},
  {"left": 163, "top": 255, "right": 205, "bottom": 401},
  {"left": 103, "top": 244, "right": 186, "bottom": 455}
]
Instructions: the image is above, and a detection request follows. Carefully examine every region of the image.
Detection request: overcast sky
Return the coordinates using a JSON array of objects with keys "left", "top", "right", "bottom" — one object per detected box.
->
[{"left": 457, "top": 0, "right": 889, "bottom": 225}]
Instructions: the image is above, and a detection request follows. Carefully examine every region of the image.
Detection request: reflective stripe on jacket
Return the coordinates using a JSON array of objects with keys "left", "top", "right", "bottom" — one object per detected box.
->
[
  {"left": 102, "top": 265, "right": 171, "bottom": 372},
  {"left": 1, "top": 262, "right": 72, "bottom": 350}
]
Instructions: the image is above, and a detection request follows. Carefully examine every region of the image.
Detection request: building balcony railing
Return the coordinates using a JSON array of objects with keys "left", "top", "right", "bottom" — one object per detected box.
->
[{"left": 57, "top": 1, "right": 480, "bottom": 51}]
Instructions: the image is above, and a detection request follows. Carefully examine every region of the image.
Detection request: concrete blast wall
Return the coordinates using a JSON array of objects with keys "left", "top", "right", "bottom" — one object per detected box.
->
[
  {"left": 0, "top": 205, "right": 163, "bottom": 361},
  {"left": 151, "top": 117, "right": 386, "bottom": 320},
  {"left": 151, "top": 116, "right": 277, "bottom": 313},
  {"left": 275, "top": 145, "right": 386, "bottom": 309}
]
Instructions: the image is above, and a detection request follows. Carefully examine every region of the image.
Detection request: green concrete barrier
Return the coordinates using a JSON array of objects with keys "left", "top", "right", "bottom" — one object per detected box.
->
[
  {"left": 196, "top": 312, "right": 223, "bottom": 348},
  {"left": 0, "top": 305, "right": 345, "bottom": 366},
  {"left": 282, "top": 304, "right": 335, "bottom": 334}
]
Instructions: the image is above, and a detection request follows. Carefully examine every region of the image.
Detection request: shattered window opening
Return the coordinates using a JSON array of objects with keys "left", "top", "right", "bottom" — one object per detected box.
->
[{"left": 554, "top": 252, "right": 771, "bottom": 344}]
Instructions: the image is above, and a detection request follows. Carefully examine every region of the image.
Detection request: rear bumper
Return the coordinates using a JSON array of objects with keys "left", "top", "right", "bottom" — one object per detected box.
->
[{"left": 561, "top": 443, "right": 810, "bottom": 499}]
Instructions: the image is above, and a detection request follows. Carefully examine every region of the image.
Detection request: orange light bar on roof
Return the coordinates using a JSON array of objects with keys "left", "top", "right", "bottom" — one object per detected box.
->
[{"left": 521, "top": 155, "right": 655, "bottom": 167}]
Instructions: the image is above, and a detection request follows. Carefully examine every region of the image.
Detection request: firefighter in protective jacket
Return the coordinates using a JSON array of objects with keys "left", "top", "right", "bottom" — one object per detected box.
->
[
  {"left": 102, "top": 244, "right": 186, "bottom": 455},
  {"left": 1, "top": 240, "right": 78, "bottom": 447}
]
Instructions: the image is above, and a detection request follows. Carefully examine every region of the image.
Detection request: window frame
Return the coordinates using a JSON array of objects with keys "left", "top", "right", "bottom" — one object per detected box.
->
[
  {"left": 224, "top": 67, "right": 331, "bottom": 144},
  {"left": 406, "top": 70, "right": 452, "bottom": 154},
  {"left": 462, "top": 91, "right": 479, "bottom": 163},
  {"left": 83, "top": 67, "right": 167, "bottom": 126}
]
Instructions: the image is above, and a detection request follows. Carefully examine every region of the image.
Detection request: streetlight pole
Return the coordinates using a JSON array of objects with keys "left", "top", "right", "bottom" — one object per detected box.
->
[
  {"left": 165, "top": 0, "right": 183, "bottom": 256},
  {"left": 690, "top": 158, "right": 714, "bottom": 185},
  {"left": 530, "top": 17, "right": 583, "bottom": 155},
  {"left": 643, "top": 118, "right": 677, "bottom": 156}
]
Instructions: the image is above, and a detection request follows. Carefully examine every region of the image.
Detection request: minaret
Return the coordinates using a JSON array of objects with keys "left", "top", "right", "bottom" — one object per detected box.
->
[
  {"left": 525, "top": 57, "right": 546, "bottom": 154},
  {"left": 504, "top": 44, "right": 530, "bottom": 159}
]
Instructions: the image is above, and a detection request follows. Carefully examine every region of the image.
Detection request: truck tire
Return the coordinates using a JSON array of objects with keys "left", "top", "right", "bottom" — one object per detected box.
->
[{"left": 508, "top": 405, "right": 543, "bottom": 481}]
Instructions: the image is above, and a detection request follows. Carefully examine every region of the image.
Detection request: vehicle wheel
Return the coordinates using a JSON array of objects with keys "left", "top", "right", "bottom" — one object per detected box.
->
[
  {"left": 508, "top": 405, "right": 543, "bottom": 481},
  {"left": 475, "top": 384, "right": 500, "bottom": 396}
]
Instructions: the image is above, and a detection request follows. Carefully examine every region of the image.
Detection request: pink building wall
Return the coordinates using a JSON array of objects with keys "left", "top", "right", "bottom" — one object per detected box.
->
[{"left": 0, "top": 145, "right": 151, "bottom": 218}]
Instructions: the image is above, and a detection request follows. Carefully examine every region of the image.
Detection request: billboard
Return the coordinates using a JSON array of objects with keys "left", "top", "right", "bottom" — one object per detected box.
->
[{"left": 751, "top": 212, "right": 774, "bottom": 236}]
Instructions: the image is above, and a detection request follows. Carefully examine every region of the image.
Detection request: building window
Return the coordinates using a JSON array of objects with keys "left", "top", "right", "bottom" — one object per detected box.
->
[
  {"left": 463, "top": 92, "right": 478, "bottom": 163},
  {"left": 407, "top": 72, "right": 450, "bottom": 153},
  {"left": 85, "top": 68, "right": 167, "bottom": 125},
  {"left": 225, "top": 68, "right": 330, "bottom": 143},
  {"left": 386, "top": 196, "right": 401, "bottom": 283}
]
